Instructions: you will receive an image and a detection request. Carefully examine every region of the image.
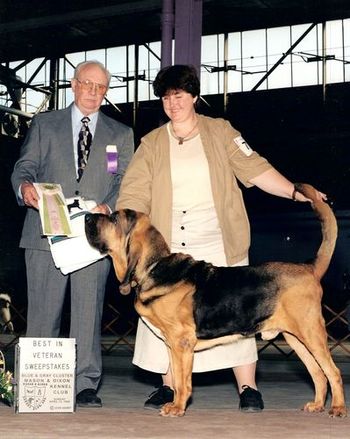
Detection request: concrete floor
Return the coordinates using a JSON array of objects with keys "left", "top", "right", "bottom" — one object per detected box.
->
[{"left": 1, "top": 345, "right": 350, "bottom": 439}]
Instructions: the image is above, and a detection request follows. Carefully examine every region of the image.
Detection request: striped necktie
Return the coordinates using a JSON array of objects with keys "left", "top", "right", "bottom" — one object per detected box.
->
[{"left": 77, "top": 116, "right": 92, "bottom": 182}]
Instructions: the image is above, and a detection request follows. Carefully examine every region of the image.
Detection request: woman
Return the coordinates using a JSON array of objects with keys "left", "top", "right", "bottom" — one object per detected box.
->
[{"left": 116, "top": 64, "right": 325, "bottom": 412}]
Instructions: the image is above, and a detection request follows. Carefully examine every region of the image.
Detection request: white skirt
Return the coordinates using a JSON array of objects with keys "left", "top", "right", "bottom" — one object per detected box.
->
[{"left": 132, "top": 207, "right": 257, "bottom": 373}]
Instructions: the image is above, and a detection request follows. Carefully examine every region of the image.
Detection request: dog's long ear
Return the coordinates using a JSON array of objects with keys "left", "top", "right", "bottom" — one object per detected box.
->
[
  {"left": 119, "top": 238, "right": 142, "bottom": 295},
  {"left": 119, "top": 209, "right": 138, "bottom": 236},
  {"left": 117, "top": 210, "right": 144, "bottom": 295}
]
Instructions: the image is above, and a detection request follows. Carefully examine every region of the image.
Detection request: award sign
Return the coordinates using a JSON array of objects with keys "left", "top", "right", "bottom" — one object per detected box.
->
[{"left": 14, "top": 338, "right": 76, "bottom": 413}]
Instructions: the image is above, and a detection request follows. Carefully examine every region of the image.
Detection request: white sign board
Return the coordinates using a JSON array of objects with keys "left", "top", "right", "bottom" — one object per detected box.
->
[{"left": 15, "top": 337, "right": 76, "bottom": 413}]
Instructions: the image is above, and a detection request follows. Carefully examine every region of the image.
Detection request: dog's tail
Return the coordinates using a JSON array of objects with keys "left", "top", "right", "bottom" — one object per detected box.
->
[{"left": 294, "top": 183, "right": 337, "bottom": 280}]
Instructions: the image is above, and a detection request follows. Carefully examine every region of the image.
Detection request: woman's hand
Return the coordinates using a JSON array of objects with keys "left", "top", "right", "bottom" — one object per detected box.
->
[
  {"left": 293, "top": 188, "right": 327, "bottom": 203},
  {"left": 250, "top": 169, "right": 327, "bottom": 203}
]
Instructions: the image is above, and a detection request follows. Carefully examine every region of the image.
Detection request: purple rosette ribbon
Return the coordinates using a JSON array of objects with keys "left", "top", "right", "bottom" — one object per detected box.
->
[{"left": 106, "top": 145, "right": 118, "bottom": 174}]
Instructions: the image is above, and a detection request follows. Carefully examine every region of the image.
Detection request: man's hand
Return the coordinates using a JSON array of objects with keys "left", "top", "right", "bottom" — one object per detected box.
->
[
  {"left": 90, "top": 203, "right": 111, "bottom": 215},
  {"left": 21, "top": 182, "right": 39, "bottom": 210}
]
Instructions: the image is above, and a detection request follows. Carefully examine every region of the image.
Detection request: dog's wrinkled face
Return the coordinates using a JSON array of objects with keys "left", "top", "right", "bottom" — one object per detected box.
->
[
  {"left": 85, "top": 210, "right": 140, "bottom": 293},
  {"left": 85, "top": 211, "right": 129, "bottom": 284}
]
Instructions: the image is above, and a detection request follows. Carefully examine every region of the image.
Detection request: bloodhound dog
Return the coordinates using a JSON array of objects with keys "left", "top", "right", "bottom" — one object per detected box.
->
[{"left": 85, "top": 183, "right": 346, "bottom": 418}]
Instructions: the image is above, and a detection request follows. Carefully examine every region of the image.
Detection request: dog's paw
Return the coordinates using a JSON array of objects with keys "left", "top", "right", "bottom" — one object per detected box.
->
[
  {"left": 160, "top": 402, "right": 185, "bottom": 417},
  {"left": 303, "top": 401, "right": 325, "bottom": 413},
  {"left": 329, "top": 406, "right": 347, "bottom": 418}
]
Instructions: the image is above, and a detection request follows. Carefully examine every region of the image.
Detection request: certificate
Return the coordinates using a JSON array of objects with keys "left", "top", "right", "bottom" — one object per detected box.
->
[{"left": 34, "top": 183, "right": 72, "bottom": 236}]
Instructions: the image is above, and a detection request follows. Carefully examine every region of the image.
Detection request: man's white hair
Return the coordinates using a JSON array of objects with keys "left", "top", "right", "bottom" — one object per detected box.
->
[{"left": 74, "top": 60, "right": 111, "bottom": 86}]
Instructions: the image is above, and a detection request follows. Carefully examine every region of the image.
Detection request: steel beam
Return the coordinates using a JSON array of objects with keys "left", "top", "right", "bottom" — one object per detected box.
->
[
  {"left": 0, "top": 104, "right": 33, "bottom": 119},
  {"left": 252, "top": 23, "right": 317, "bottom": 91},
  {"left": 161, "top": 0, "right": 174, "bottom": 68}
]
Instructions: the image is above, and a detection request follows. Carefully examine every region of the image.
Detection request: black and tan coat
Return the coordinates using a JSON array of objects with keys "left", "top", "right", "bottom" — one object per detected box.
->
[{"left": 85, "top": 184, "right": 346, "bottom": 418}]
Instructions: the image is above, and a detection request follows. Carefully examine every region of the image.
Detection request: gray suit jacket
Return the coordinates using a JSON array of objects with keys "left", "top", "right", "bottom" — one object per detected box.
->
[{"left": 11, "top": 104, "right": 134, "bottom": 251}]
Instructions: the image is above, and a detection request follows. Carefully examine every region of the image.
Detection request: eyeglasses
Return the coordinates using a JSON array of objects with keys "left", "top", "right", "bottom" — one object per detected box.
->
[{"left": 75, "top": 78, "right": 108, "bottom": 95}]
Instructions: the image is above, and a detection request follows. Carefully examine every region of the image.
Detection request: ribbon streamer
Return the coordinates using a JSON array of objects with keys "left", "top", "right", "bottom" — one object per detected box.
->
[{"left": 106, "top": 145, "right": 118, "bottom": 174}]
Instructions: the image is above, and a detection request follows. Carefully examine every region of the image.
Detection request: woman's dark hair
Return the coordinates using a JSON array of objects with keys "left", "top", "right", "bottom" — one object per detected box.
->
[{"left": 153, "top": 64, "right": 200, "bottom": 98}]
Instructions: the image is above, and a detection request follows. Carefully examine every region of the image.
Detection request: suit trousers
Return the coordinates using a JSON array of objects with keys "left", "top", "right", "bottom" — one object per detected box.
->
[{"left": 25, "top": 249, "right": 110, "bottom": 393}]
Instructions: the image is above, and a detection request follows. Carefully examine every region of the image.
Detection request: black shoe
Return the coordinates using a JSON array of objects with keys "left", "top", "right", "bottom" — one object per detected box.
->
[
  {"left": 239, "top": 385, "right": 264, "bottom": 412},
  {"left": 76, "top": 389, "right": 102, "bottom": 407},
  {"left": 144, "top": 385, "right": 174, "bottom": 410}
]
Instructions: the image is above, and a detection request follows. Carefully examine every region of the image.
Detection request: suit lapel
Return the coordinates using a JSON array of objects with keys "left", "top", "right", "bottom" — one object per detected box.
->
[
  {"left": 59, "top": 105, "right": 77, "bottom": 182},
  {"left": 91, "top": 112, "right": 110, "bottom": 151}
]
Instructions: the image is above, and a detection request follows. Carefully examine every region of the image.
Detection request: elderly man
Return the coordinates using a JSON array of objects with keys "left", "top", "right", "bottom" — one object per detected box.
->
[{"left": 11, "top": 60, "right": 134, "bottom": 407}]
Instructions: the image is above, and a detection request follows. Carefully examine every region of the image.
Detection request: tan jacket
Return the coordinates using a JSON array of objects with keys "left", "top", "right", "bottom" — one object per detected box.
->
[{"left": 116, "top": 114, "right": 272, "bottom": 265}]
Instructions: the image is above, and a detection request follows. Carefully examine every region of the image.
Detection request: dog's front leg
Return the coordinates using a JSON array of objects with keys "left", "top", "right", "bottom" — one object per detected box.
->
[{"left": 160, "top": 334, "right": 196, "bottom": 417}]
